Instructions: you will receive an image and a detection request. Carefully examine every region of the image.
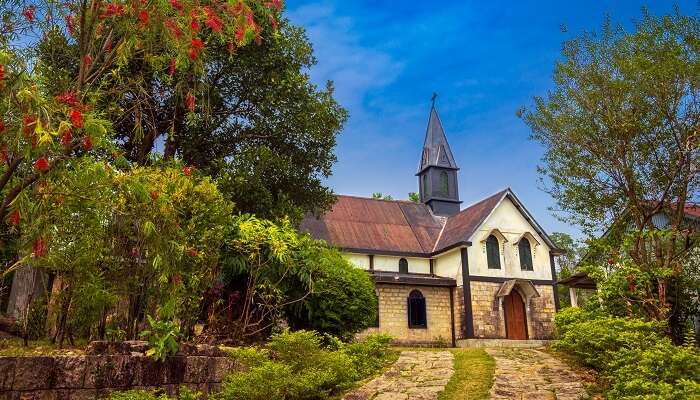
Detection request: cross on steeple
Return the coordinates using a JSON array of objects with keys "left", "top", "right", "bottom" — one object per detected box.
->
[{"left": 431, "top": 92, "right": 438, "bottom": 108}]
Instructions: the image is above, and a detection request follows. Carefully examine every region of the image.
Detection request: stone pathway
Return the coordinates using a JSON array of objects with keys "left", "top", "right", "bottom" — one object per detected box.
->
[
  {"left": 486, "top": 348, "right": 593, "bottom": 400},
  {"left": 344, "top": 350, "right": 454, "bottom": 400}
]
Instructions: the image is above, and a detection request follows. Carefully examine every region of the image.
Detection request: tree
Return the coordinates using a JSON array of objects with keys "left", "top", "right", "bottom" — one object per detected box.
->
[
  {"left": 0, "top": 0, "right": 276, "bottom": 228},
  {"left": 550, "top": 232, "right": 583, "bottom": 307},
  {"left": 88, "top": 19, "right": 345, "bottom": 221},
  {"left": 408, "top": 192, "right": 419, "bottom": 203},
  {"left": 522, "top": 10, "right": 700, "bottom": 338},
  {"left": 371, "top": 192, "right": 393, "bottom": 200}
]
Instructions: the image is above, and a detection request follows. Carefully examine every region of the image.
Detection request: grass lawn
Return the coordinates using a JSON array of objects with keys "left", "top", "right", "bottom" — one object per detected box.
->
[{"left": 438, "top": 348, "right": 495, "bottom": 400}]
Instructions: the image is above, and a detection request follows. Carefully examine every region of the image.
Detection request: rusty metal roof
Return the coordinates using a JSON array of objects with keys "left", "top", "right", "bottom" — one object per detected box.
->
[{"left": 300, "top": 189, "right": 559, "bottom": 256}]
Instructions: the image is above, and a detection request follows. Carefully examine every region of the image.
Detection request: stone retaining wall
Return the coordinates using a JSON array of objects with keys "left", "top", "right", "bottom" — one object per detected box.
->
[{"left": 0, "top": 341, "right": 241, "bottom": 399}]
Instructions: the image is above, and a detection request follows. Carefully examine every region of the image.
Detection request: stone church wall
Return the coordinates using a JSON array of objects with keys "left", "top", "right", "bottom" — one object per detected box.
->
[
  {"left": 469, "top": 281, "right": 556, "bottom": 340},
  {"left": 361, "top": 284, "right": 454, "bottom": 345}
]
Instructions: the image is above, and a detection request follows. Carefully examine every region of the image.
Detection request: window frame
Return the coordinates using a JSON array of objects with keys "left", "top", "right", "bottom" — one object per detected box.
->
[
  {"left": 486, "top": 235, "right": 501, "bottom": 269},
  {"left": 399, "top": 258, "right": 409, "bottom": 274},
  {"left": 439, "top": 171, "right": 449, "bottom": 195},
  {"left": 518, "top": 238, "right": 534, "bottom": 271},
  {"left": 407, "top": 290, "right": 427, "bottom": 329}
]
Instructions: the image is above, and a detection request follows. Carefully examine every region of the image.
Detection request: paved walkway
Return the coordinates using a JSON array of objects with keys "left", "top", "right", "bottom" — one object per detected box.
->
[
  {"left": 486, "top": 348, "right": 592, "bottom": 400},
  {"left": 343, "top": 350, "right": 454, "bottom": 400}
]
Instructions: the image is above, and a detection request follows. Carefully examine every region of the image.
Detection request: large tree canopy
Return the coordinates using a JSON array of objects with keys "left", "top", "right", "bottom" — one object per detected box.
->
[
  {"left": 522, "top": 10, "right": 700, "bottom": 338},
  {"left": 102, "top": 19, "right": 345, "bottom": 220}
]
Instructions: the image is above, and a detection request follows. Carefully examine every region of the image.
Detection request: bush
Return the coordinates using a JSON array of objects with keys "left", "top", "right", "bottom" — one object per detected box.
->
[
  {"left": 342, "top": 334, "right": 394, "bottom": 377},
  {"left": 215, "top": 330, "right": 395, "bottom": 400},
  {"left": 553, "top": 307, "right": 700, "bottom": 399},
  {"left": 284, "top": 246, "right": 378, "bottom": 340},
  {"left": 108, "top": 387, "right": 201, "bottom": 400},
  {"left": 554, "top": 307, "right": 665, "bottom": 369}
]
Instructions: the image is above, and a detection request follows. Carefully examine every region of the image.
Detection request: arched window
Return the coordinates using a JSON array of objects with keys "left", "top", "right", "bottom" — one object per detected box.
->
[
  {"left": 407, "top": 290, "right": 427, "bottom": 328},
  {"left": 422, "top": 174, "right": 429, "bottom": 195},
  {"left": 399, "top": 258, "right": 408, "bottom": 274},
  {"left": 439, "top": 171, "right": 449, "bottom": 195},
  {"left": 519, "top": 239, "right": 533, "bottom": 271},
  {"left": 486, "top": 235, "right": 501, "bottom": 269}
]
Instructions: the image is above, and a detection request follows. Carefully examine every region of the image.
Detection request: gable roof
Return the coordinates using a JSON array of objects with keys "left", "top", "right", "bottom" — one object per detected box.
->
[
  {"left": 299, "top": 189, "right": 562, "bottom": 257},
  {"left": 417, "top": 106, "right": 458, "bottom": 174}
]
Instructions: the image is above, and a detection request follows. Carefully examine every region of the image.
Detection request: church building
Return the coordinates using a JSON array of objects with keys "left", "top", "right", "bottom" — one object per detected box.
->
[{"left": 300, "top": 104, "right": 561, "bottom": 345}]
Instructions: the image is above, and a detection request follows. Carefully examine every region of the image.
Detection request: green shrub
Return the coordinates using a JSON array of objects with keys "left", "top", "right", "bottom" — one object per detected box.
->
[
  {"left": 553, "top": 308, "right": 700, "bottom": 399},
  {"left": 108, "top": 387, "right": 201, "bottom": 400},
  {"left": 285, "top": 247, "right": 378, "bottom": 340},
  {"left": 605, "top": 340, "right": 700, "bottom": 399},
  {"left": 342, "top": 334, "right": 394, "bottom": 377},
  {"left": 216, "top": 330, "right": 394, "bottom": 400},
  {"left": 553, "top": 307, "right": 665, "bottom": 369}
]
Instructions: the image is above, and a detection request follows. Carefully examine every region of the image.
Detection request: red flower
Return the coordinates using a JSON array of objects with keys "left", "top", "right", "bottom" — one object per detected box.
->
[
  {"left": 269, "top": 15, "right": 278, "bottom": 30},
  {"left": 61, "top": 129, "right": 73, "bottom": 146},
  {"left": 204, "top": 7, "right": 223, "bottom": 33},
  {"left": 56, "top": 91, "right": 79, "bottom": 107},
  {"left": 183, "top": 166, "right": 193, "bottom": 176},
  {"left": 83, "top": 136, "right": 93, "bottom": 151},
  {"left": 172, "top": 273, "right": 182, "bottom": 287},
  {"left": 607, "top": 258, "right": 614, "bottom": 265},
  {"left": 185, "top": 93, "right": 195, "bottom": 112},
  {"left": 101, "top": 3, "right": 125, "bottom": 19},
  {"left": 150, "top": 191, "right": 159, "bottom": 201},
  {"left": 165, "top": 19, "right": 183, "bottom": 38},
  {"left": 66, "top": 15, "right": 77, "bottom": 36},
  {"left": 170, "top": 0, "right": 184, "bottom": 12},
  {"left": 188, "top": 248, "right": 199, "bottom": 257},
  {"left": 227, "top": 42, "right": 236, "bottom": 53},
  {"left": 0, "top": 119, "right": 4, "bottom": 134},
  {"left": 266, "top": 0, "right": 283, "bottom": 11},
  {"left": 189, "top": 38, "right": 204, "bottom": 60},
  {"left": 169, "top": 58, "right": 177, "bottom": 76},
  {"left": 9, "top": 209, "right": 20, "bottom": 227},
  {"left": 235, "top": 26, "right": 245, "bottom": 42},
  {"left": 33, "top": 238, "right": 47, "bottom": 258},
  {"left": 83, "top": 55, "right": 93, "bottom": 69},
  {"left": 191, "top": 37, "right": 204, "bottom": 50},
  {"left": 70, "top": 109, "right": 84, "bottom": 128},
  {"left": 138, "top": 10, "right": 149, "bottom": 25},
  {"left": 23, "top": 115, "right": 35, "bottom": 137},
  {"left": 190, "top": 18, "right": 200, "bottom": 32},
  {"left": 0, "top": 64, "right": 4, "bottom": 82},
  {"left": 246, "top": 11, "right": 255, "bottom": 26},
  {"left": 22, "top": 7, "right": 35, "bottom": 23},
  {"left": 35, "top": 157, "right": 49, "bottom": 172}
]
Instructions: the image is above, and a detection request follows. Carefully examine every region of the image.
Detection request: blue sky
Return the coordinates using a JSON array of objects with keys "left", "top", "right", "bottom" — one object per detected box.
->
[{"left": 285, "top": 1, "right": 698, "bottom": 239}]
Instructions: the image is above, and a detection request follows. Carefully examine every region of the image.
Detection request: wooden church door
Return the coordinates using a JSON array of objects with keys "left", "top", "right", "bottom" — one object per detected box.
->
[{"left": 504, "top": 291, "right": 527, "bottom": 339}]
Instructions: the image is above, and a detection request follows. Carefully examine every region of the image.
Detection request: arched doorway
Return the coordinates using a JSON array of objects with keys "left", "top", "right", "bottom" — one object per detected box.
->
[{"left": 504, "top": 290, "right": 527, "bottom": 339}]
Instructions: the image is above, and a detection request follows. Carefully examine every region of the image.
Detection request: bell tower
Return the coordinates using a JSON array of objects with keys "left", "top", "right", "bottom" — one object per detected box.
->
[{"left": 416, "top": 96, "right": 461, "bottom": 216}]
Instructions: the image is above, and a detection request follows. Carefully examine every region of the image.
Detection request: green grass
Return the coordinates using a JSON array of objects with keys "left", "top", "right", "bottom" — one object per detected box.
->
[{"left": 438, "top": 349, "right": 495, "bottom": 400}]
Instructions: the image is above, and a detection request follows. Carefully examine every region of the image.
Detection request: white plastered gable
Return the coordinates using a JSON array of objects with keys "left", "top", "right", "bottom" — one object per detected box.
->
[{"left": 466, "top": 192, "right": 554, "bottom": 280}]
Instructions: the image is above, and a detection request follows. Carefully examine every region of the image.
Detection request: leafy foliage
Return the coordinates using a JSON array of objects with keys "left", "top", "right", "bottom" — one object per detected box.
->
[
  {"left": 214, "top": 330, "right": 396, "bottom": 400},
  {"left": 554, "top": 307, "right": 700, "bottom": 399},
  {"left": 140, "top": 316, "right": 181, "bottom": 362},
  {"left": 285, "top": 247, "right": 378, "bottom": 340},
  {"left": 522, "top": 9, "right": 700, "bottom": 340}
]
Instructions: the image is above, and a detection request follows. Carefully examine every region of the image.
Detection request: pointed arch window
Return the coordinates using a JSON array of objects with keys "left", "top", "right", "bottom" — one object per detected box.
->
[
  {"left": 519, "top": 239, "right": 533, "bottom": 271},
  {"left": 439, "top": 171, "right": 449, "bottom": 196},
  {"left": 399, "top": 258, "right": 408, "bottom": 274},
  {"left": 486, "top": 235, "right": 501, "bottom": 269},
  {"left": 407, "top": 290, "right": 427, "bottom": 328}
]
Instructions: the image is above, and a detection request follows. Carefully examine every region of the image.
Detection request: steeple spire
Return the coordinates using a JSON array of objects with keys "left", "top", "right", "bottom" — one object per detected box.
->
[{"left": 416, "top": 100, "right": 461, "bottom": 216}]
